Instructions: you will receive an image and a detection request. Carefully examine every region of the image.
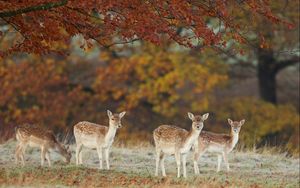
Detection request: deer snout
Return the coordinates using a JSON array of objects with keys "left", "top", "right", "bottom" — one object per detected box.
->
[
  {"left": 195, "top": 124, "right": 202, "bottom": 130},
  {"left": 64, "top": 157, "right": 70, "bottom": 164},
  {"left": 118, "top": 124, "right": 122, "bottom": 128}
]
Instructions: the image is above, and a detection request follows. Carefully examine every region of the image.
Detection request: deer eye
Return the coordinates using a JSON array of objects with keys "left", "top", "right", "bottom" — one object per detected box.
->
[{"left": 111, "top": 118, "right": 115, "bottom": 120}]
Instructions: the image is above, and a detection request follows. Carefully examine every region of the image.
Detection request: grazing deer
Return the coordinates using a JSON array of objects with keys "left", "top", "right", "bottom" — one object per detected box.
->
[
  {"left": 73, "top": 110, "right": 126, "bottom": 169},
  {"left": 15, "top": 124, "right": 71, "bottom": 167},
  {"left": 153, "top": 112, "right": 209, "bottom": 178},
  {"left": 193, "top": 119, "right": 245, "bottom": 174}
]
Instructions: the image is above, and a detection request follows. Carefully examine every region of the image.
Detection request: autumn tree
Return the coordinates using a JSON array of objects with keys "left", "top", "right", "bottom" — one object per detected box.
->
[
  {"left": 0, "top": 0, "right": 292, "bottom": 56},
  {"left": 214, "top": 0, "right": 299, "bottom": 104},
  {"left": 0, "top": 57, "right": 91, "bottom": 140},
  {"left": 93, "top": 43, "right": 227, "bottom": 124}
]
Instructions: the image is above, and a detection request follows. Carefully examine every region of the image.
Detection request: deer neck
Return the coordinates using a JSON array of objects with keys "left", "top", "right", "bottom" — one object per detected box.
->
[
  {"left": 182, "top": 128, "right": 201, "bottom": 152},
  {"left": 230, "top": 130, "right": 239, "bottom": 149},
  {"left": 105, "top": 124, "right": 117, "bottom": 143}
]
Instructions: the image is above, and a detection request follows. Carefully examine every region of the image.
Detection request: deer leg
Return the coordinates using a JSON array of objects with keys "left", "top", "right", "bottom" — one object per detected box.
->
[
  {"left": 15, "top": 143, "right": 22, "bottom": 164},
  {"left": 175, "top": 152, "right": 181, "bottom": 178},
  {"left": 194, "top": 148, "right": 207, "bottom": 175},
  {"left": 193, "top": 151, "right": 200, "bottom": 175},
  {"left": 217, "top": 154, "right": 222, "bottom": 172},
  {"left": 20, "top": 144, "right": 27, "bottom": 166},
  {"left": 79, "top": 148, "right": 83, "bottom": 164},
  {"left": 182, "top": 154, "right": 187, "bottom": 178},
  {"left": 222, "top": 152, "right": 230, "bottom": 172},
  {"left": 160, "top": 152, "right": 166, "bottom": 177},
  {"left": 193, "top": 144, "right": 207, "bottom": 175},
  {"left": 41, "top": 147, "right": 46, "bottom": 166},
  {"left": 75, "top": 143, "right": 83, "bottom": 165},
  {"left": 96, "top": 147, "right": 103, "bottom": 169},
  {"left": 155, "top": 149, "right": 161, "bottom": 176},
  {"left": 45, "top": 151, "right": 51, "bottom": 167},
  {"left": 105, "top": 148, "right": 110, "bottom": 170}
]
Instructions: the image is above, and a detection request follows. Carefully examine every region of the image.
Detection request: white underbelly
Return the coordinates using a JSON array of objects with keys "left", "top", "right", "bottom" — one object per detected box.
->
[
  {"left": 79, "top": 136, "right": 101, "bottom": 149},
  {"left": 161, "top": 147, "right": 175, "bottom": 155},
  {"left": 180, "top": 143, "right": 193, "bottom": 154},
  {"left": 207, "top": 145, "right": 225, "bottom": 153},
  {"left": 161, "top": 146, "right": 192, "bottom": 155},
  {"left": 28, "top": 136, "right": 45, "bottom": 148},
  {"left": 28, "top": 141, "right": 41, "bottom": 148}
]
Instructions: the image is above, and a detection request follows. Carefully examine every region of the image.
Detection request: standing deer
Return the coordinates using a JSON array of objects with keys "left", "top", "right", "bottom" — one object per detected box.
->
[
  {"left": 73, "top": 110, "right": 126, "bottom": 169},
  {"left": 153, "top": 112, "right": 209, "bottom": 178},
  {"left": 15, "top": 124, "right": 71, "bottom": 167},
  {"left": 193, "top": 119, "right": 245, "bottom": 174}
]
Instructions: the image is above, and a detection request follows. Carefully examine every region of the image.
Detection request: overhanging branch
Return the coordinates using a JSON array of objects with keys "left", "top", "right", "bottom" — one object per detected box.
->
[
  {"left": 0, "top": 0, "right": 68, "bottom": 18},
  {"left": 274, "top": 56, "right": 300, "bottom": 73}
]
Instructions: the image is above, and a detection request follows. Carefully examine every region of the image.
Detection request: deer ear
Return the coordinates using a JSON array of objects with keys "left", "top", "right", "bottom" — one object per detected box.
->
[
  {"left": 119, "top": 111, "right": 126, "bottom": 118},
  {"left": 107, "top": 110, "right": 113, "bottom": 117},
  {"left": 188, "top": 112, "right": 194, "bottom": 120},
  {"left": 228, "top": 119, "right": 233, "bottom": 125},
  {"left": 240, "top": 119, "right": 245, "bottom": 126},
  {"left": 202, "top": 113, "right": 209, "bottom": 120}
]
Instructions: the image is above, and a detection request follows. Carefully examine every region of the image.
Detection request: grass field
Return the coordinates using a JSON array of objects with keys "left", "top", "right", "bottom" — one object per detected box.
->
[{"left": 0, "top": 140, "right": 299, "bottom": 188}]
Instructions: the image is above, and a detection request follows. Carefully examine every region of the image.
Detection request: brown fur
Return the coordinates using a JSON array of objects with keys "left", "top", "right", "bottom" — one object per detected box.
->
[
  {"left": 73, "top": 110, "right": 126, "bottom": 169},
  {"left": 74, "top": 121, "right": 108, "bottom": 136},
  {"left": 199, "top": 131, "right": 232, "bottom": 145},
  {"left": 193, "top": 119, "right": 245, "bottom": 174},
  {"left": 153, "top": 113, "right": 209, "bottom": 178},
  {"left": 16, "top": 124, "right": 56, "bottom": 146},
  {"left": 15, "top": 124, "right": 71, "bottom": 166},
  {"left": 153, "top": 125, "right": 188, "bottom": 144}
]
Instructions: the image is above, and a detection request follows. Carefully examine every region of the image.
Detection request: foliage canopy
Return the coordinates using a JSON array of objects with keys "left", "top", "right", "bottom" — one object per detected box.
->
[{"left": 0, "top": 0, "right": 293, "bottom": 56}]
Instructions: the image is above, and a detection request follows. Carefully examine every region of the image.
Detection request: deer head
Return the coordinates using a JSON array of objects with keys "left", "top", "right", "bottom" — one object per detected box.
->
[
  {"left": 107, "top": 110, "right": 126, "bottom": 128},
  {"left": 188, "top": 112, "right": 209, "bottom": 131},
  {"left": 228, "top": 119, "right": 245, "bottom": 134}
]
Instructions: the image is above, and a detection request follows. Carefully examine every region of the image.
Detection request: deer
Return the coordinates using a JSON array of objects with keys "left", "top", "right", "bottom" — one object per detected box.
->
[
  {"left": 15, "top": 123, "right": 71, "bottom": 167},
  {"left": 73, "top": 110, "right": 126, "bottom": 169},
  {"left": 153, "top": 112, "right": 209, "bottom": 178},
  {"left": 193, "top": 119, "right": 245, "bottom": 174}
]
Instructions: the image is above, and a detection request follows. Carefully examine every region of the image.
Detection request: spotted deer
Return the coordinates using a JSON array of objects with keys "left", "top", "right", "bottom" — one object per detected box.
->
[
  {"left": 193, "top": 119, "right": 245, "bottom": 174},
  {"left": 15, "top": 124, "right": 71, "bottom": 167},
  {"left": 153, "top": 112, "right": 209, "bottom": 178},
  {"left": 73, "top": 110, "right": 126, "bottom": 169}
]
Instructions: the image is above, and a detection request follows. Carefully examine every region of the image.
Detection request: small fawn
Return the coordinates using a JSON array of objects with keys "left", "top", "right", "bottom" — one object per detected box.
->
[
  {"left": 15, "top": 124, "right": 71, "bottom": 167},
  {"left": 73, "top": 110, "right": 126, "bottom": 169},
  {"left": 153, "top": 112, "right": 209, "bottom": 178},
  {"left": 193, "top": 119, "right": 245, "bottom": 174}
]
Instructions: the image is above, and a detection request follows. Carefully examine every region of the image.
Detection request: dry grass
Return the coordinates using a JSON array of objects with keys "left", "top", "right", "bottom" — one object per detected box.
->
[{"left": 0, "top": 139, "right": 299, "bottom": 188}]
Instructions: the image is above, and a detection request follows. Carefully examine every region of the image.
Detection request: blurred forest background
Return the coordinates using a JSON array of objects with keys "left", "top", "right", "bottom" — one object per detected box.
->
[{"left": 0, "top": 1, "right": 299, "bottom": 154}]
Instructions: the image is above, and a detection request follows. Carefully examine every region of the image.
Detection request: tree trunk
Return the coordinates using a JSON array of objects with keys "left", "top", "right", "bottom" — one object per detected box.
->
[{"left": 257, "top": 49, "right": 277, "bottom": 104}]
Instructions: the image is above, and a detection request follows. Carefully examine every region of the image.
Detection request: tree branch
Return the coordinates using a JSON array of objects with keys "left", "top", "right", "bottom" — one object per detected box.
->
[
  {"left": 212, "top": 46, "right": 248, "bottom": 64},
  {"left": 0, "top": 0, "right": 68, "bottom": 18},
  {"left": 274, "top": 56, "right": 300, "bottom": 73},
  {"left": 104, "top": 38, "right": 140, "bottom": 48}
]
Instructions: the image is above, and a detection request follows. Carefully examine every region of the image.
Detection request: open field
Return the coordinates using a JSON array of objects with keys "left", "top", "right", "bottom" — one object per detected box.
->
[{"left": 0, "top": 140, "right": 299, "bottom": 188}]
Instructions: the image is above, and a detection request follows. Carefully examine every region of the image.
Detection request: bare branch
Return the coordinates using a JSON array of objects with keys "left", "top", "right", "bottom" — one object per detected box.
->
[
  {"left": 0, "top": 0, "right": 68, "bottom": 18},
  {"left": 274, "top": 56, "right": 300, "bottom": 72},
  {"left": 212, "top": 46, "right": 247, "bottom": 63},
  {"left": 104, "top": 38, "right": 140, "bottom": 48}
]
